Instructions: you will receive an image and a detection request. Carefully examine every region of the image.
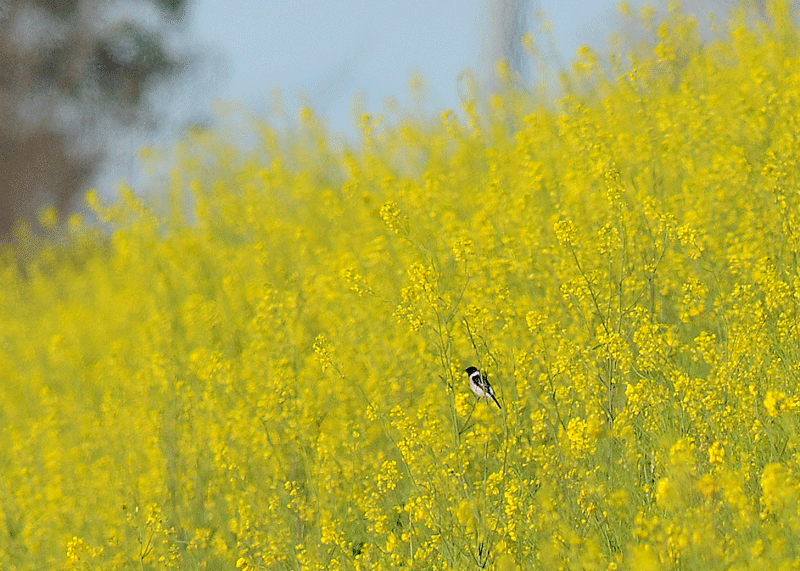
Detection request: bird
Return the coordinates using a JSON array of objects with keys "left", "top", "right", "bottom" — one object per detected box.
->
[{"left": 465, "top": 366, "right": 501, "bottom": 409}]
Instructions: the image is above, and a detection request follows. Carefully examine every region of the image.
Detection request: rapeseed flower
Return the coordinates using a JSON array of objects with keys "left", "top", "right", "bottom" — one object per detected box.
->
[{"left": 4, "top": 1, "right": 800, "bottom": 568}]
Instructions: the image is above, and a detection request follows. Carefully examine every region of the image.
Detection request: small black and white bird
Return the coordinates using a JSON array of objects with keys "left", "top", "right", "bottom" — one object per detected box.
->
[{"left": 465, "top": 366, "right": 501, "bottom": 409}]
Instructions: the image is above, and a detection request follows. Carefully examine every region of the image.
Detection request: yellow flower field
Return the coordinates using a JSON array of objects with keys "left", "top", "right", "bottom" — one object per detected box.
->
[{"left": 4, "top": 2, "right": 800, "bottom": 569}]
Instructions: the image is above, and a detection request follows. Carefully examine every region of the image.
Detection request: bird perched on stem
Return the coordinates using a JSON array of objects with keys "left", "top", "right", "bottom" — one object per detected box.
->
[{"left": 465, "top": 366, "right": 501, "bottom": 409}]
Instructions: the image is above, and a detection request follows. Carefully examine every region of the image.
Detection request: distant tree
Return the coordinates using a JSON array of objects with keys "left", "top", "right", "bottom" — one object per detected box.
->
[
  {"left": 486, "top": 0, "right": 532, "bottom": 87},
  {"left": 0, "top": 0, "right": 193, "bottom": 238}
]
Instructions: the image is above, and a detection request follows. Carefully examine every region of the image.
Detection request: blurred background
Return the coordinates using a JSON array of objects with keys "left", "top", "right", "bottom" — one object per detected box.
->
[{"left": 0, "top": 0, "right": 744, "bottom": 238}]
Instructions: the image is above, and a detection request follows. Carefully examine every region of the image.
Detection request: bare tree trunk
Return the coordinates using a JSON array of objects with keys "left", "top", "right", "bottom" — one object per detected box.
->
[{"left": 485, "top": 0, "right": 531, "bottom": 89}]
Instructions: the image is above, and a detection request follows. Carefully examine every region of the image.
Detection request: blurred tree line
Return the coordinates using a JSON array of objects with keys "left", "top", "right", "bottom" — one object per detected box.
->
[{"left": 0, "top": 0, "right": 193, "bottom": 238}]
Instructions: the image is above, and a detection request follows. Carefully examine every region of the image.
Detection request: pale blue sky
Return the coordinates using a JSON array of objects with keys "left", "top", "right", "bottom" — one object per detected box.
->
[{"left": 186, "top": 1, "right": 638, "bottom": 137}]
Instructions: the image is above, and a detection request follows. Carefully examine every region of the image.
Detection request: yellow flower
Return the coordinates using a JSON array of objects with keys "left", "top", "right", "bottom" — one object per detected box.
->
[
  {"left": 656, "top": 477, "right": 682, "bottom": 511},
  {"left": 379, "top": 201, "right": 402, "bottom": 233},
  {"left": 764, "top": 390, "right": 786, "bottom": 417},
  {"left": 708, "top": 441, "right": 725, "bottom": 465}
]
